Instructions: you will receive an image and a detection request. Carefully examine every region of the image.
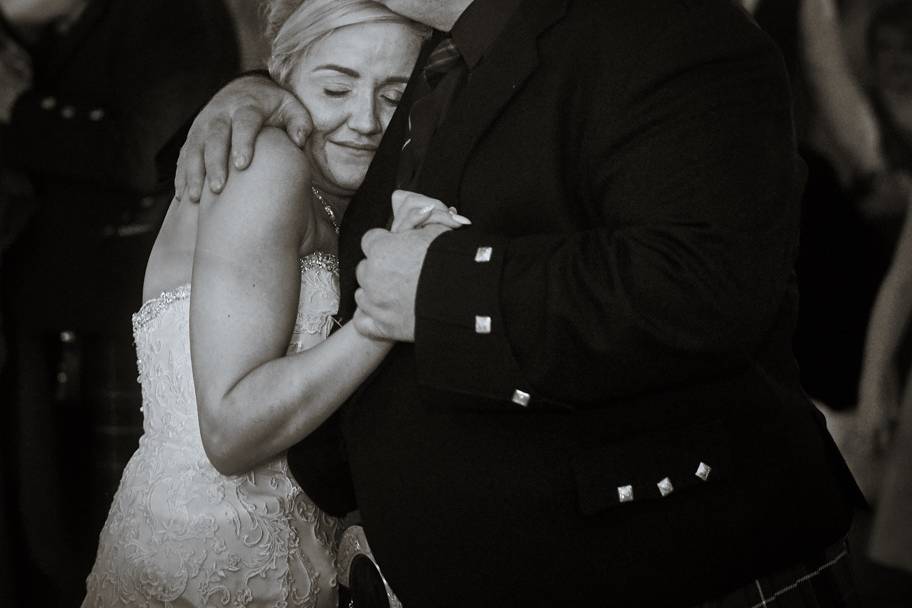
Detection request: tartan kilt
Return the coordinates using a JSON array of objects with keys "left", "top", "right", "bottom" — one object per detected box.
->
[{"left": 693, "top": 540, "right": 858, "bottom": 608}]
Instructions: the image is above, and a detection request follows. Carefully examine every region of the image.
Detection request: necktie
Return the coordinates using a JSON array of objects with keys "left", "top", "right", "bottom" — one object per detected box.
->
[
  {"left": 397, "top": 36, "right": 464, "bottom": 189},
  {"left": 422, "top": 37, "right": 462, "bottom": 87}
]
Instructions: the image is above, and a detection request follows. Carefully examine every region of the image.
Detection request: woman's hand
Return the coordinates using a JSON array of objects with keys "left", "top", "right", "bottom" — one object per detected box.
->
[
  {"left": 175, "top": 74, "right": 312, "bottom": 202},
  {"left": 389, "top": 190, "right": 470, "bottom": 232}
]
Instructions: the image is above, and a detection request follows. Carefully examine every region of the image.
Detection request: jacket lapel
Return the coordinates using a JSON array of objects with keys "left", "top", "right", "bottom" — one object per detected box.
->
[{"left": 416, "top": 0, "right": 568, "bottom": 204}]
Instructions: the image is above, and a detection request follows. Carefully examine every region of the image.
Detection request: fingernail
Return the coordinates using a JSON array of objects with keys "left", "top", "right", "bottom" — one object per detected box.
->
[
  {"left": 210, "top": 178, "right": 224, "bottom": 192},
  {"left": 295, "top": 128, "right": 306, "bottom": 145},
  {"left": 233, "top": 154, "right": 247, "bottom": 169},
  {"left": 448, "top": 206, "right": 458, "bottom": 215},
  {"left": 453, "top": 214, "right": 472, "bottom": 225}
]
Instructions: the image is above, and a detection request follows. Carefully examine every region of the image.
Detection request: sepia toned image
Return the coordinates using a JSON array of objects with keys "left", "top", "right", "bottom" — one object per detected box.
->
[{"left": 1, "top": 1, "right": 911, "bottom": 606}]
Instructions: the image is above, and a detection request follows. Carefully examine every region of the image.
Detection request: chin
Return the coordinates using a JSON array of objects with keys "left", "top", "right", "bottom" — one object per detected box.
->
[{"left": 326, "top": 166, "right": 369, "bottom": 193}]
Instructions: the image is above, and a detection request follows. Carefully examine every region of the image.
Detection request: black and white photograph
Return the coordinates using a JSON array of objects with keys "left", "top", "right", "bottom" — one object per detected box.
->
[{"left": 1, "top": 0, "right": 911, "bottom": 606}]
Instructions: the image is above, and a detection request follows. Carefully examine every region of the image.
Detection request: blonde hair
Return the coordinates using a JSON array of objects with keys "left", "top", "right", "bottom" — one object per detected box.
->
[{"left": 265, "top": 0, "right": 431, "bottom": 85}]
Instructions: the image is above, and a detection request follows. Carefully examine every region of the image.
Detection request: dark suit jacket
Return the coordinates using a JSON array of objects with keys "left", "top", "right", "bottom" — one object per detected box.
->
[{"left": 290, "top": 1, "right": 864, "bottom": 605}]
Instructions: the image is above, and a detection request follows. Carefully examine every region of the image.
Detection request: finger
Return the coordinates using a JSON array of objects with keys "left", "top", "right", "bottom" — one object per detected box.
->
[
  {"left": 392, "top": 190, "right": 447, "bottom": 214},
  {"left": 402, "top": 208, "right": 460, "bottom": 231},
  {"left": 391, "top": 190, "right": 449, "bottom": 230},
  {"left": 203, "top": 118, "right": 232, "bottom": 193},
  {"left": 391, "top": 189, "right": 411, "bottom": 218},
  {"left": 184, "top": 143, "right": 206, "bottom": 203},
  {"left": 174, "top": 145, "right": 187, "bottom": 200},
  {"left": 391, "top": 205, "right": 433, "bottom": 232},
  {"left": 361, "top": 228, "right": 388, "bottom": 255},
  {"left": 425, "top": 209, "right": 470, "bottom": 228},
  {"left": 354, "top": 287, "right": 368, "bottom": 310},
  {"left": 355, "top": 260, "right": 368, "bottom": 289},
  {"left": 353, "top": 308, "right": 385, "bottom": 340},
  {"left": 278, "top": 99, "right": 313, "bottom": 148},
  {"left": 354, "top": 288, "right": 382, "bottom": 322},
  {"left": 230, "top": 106, "right": 266, "bottom": 169}
]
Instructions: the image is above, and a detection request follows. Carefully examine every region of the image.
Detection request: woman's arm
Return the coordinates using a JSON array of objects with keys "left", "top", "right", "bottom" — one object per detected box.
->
[
  {"left": 858, "top": 196, "right": 912, "bottom": 442},
  {"left": 801, "top": 0, "right": 885, "bottom": 177},
  {"left": 190, "top": 127, "right": 391, "bottom": 475}
]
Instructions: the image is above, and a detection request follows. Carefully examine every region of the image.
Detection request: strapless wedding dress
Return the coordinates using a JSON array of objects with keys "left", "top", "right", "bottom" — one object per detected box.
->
[{"left": 83, "top": 252, "right": 342, "bottom": 608}]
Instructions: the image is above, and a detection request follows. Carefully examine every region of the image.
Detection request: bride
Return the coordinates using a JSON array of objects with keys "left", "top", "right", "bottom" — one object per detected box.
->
[{"left": 81, "top": 1, "right": 458, "bottom": 606}]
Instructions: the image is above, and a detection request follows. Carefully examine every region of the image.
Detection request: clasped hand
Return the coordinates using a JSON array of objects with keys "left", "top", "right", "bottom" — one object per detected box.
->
[{"left": 353, "top": 190, "right": 470, "bottom": 342}]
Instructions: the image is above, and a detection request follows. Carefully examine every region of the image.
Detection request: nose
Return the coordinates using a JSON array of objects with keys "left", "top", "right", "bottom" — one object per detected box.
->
[{"left": 347, "top": 90, "right": 381, "bottom": 136}]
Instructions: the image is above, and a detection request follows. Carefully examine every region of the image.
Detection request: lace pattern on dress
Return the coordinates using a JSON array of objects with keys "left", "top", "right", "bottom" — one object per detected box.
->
[{"left": 83, "top": 252, "right": 342, "bottom": 608}]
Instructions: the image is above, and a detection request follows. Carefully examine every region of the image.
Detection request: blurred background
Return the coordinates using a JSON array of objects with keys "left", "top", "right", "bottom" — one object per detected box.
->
[{"left": 0, "top": 0, "right": 911, "bottom": 605}]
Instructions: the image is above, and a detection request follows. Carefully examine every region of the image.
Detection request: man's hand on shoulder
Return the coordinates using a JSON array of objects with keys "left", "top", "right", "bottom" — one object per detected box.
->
[{"left": 175, "top": 74, "right": 313, "bottom": 202}]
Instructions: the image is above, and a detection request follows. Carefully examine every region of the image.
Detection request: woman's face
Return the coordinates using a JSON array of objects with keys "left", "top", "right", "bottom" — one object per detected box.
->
[{"left": 289, "top": 22, "right": 422, "bottom": 195}]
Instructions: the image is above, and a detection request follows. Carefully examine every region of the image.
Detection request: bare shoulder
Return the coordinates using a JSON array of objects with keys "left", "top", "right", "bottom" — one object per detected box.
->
[
  {"left": 244, "top": 126, "right": 310, "bottom": 185},
  {"left": 199, "top": 127, "right": 312, "bottom": 238}
]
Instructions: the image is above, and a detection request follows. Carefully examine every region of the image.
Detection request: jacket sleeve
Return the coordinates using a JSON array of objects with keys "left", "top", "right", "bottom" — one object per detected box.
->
[
  {"left": 413, "top": 6, "right": 805, "bottom": 410},
  {"left": 1, "top": 0, "right": 238, "bottom": 193}
]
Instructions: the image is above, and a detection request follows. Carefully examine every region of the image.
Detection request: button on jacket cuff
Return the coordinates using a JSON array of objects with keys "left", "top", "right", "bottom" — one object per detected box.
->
[{"left": 415, "top": 227, "right": 539, "bottom": 408}]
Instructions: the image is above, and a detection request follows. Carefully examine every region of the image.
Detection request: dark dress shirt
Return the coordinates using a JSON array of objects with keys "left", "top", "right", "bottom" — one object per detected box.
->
[{"left": 400, "top": 0, "right": 522, "bottom": 188}]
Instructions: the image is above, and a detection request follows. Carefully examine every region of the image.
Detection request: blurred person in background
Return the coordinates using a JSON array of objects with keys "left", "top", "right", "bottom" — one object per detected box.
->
[
  {"left": 847, "top": 4, "right": 912, "bottom": 584},
  {"left": 0, "top": 0, "right": 237, "bottom": 605},
  {"left": 743, "top": 0, "right": 885, "bottom": 411},
  {"left": 861, "top": 1, "right": 912, "bottom": 230},
  {"left": 745, "top": 1, "right": 912, "bottom": 602},
  {"left": 857, "top": 191, "right": 912, "bottom": 577},
  {"left": 0, "top": 14, "right": 33, "bottom": 601},
  {"left": 0, "top": 15, "right": 32, "bottom": 373}
]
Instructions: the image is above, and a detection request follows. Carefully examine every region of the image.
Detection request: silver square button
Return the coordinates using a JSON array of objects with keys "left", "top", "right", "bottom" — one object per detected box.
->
[
  {"left": 511, "top": 390, "right": 531, "bottom": 407},
  {"left": 657, "top": 477, "right": 674, "bottom": 497},
  {"left": 475, "top": 246, "right": 493, "bottom": 262},
  {"left": 475, "top": 315, "right": 492, "bottom": 334},
  {"left": 695, "top": 462, "right": 712, "bottom": 481},
  {"left": 618, "top": 485, "right": 634, "bottom": 503}
]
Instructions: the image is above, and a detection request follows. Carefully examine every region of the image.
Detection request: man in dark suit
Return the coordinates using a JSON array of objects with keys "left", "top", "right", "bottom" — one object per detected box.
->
[{"left": 178, "top": 0, "right": 865, "bottom": 605}]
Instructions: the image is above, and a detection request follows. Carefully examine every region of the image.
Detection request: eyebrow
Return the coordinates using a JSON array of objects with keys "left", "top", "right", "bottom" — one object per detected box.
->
[{"left": 313, "top": 64, "right": 410, "bottom": 85}]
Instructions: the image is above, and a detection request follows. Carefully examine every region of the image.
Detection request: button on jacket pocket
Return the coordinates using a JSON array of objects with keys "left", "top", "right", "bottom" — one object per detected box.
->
[{"left": 571, "top": 419, "right": 731, "bottom": 516}]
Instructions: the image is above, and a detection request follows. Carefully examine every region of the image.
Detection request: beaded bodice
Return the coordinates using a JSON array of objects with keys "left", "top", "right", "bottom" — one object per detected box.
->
[{"left": 83, "top": 251, "right": 342, "bottom": 608}]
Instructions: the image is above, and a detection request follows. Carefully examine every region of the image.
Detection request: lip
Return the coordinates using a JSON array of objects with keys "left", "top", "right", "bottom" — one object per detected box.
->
[{"left": 331, "top": 141, "right": 378, "bottom": 154}]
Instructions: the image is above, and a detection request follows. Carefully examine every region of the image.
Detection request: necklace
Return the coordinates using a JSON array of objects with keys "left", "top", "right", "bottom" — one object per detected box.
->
[{"left": 311, "top": 186, "right": 340, "bottom": 234}]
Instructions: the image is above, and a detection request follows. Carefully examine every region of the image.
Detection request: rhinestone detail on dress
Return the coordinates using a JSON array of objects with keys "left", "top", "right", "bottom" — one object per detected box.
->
[
  {"left": 132, "top": 284, "right": 191, "bottom": 333},
  {"left": 301, "top": 251, "right": 339, "bottom": 275}
]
